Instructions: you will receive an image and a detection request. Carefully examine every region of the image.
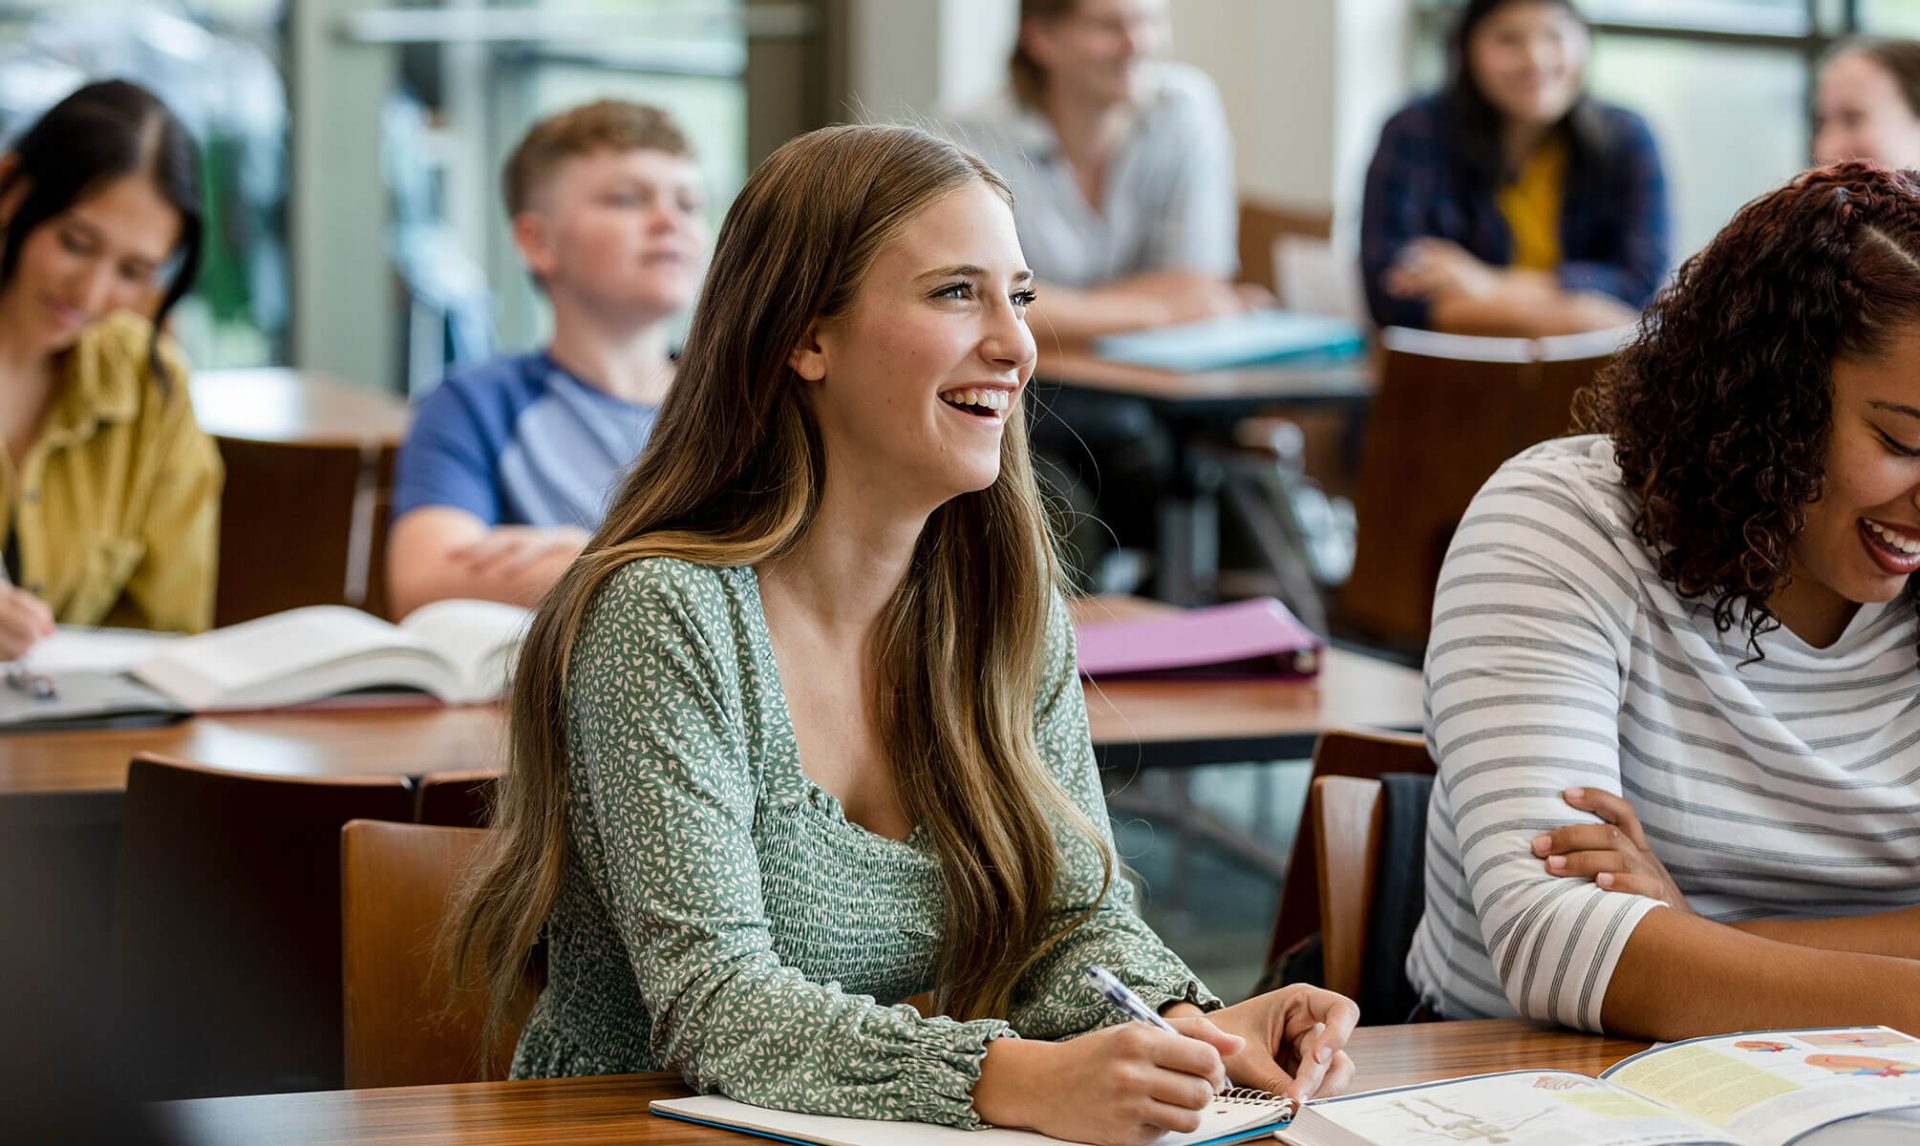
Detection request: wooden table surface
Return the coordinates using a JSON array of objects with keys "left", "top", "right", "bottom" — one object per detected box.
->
[
  {"left": 162, "top": 1019, "right": 1650, "bottom": 1145},
  {"left": 192, "top": 367, "right": 411, "bottom": 449},
  {"left": 0, "top": 706, "right": 508, "bottom": 796},
  {"left": 0, "top": 644, "right": 1419, "bottom": 795},
  {"left": 0, "top": 599, "right": 1420, "bottom": 796}
]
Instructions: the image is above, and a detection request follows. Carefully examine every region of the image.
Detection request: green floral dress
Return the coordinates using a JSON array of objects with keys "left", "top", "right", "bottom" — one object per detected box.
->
[{"left": 511, "top": 558, "right": 1217, "bottom": 1128}]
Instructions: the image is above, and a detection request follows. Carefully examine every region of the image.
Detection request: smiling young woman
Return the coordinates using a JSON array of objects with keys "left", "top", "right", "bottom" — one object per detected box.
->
[
  {"left": 1410, "top": 163, "right": 1920, "bottom": 1042},
  {"left": 1815, "top": 39, "right": 1920, "bottom": 172},
  {"left": 448, "top": 123, "right": 1359, "bottom": 1145},
  {"left": 0, "top": 80, "right": 217, "bottom": 656},
  {"left": 1360, "top": 0, "right": 1669, "bottom": 336}
]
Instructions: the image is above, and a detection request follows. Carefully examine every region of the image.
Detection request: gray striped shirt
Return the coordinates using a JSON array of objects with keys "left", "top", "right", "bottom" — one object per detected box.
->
[{"left": 1408, "top": 435, "right": 1920, "bottom": 1029}]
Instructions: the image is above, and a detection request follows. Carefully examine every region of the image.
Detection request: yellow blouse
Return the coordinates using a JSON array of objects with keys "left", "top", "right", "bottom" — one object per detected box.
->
[
  {"left": 5, "top": 312, "right": 222, "bottom": 632},
  {"left": 1497, "top": 137, "right": 1568, "bottom": 273}
]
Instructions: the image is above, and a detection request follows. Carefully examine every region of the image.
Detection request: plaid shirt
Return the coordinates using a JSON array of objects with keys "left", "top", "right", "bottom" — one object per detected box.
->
[{"left": 1359, "top": 93, "right": 1670, "bottom": 330}]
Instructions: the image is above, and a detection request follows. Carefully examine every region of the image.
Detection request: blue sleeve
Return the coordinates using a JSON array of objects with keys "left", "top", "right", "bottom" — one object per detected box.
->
[
  {"left": 390, "top": 374, "right": 505, "bottom": 526},
  {"left": 1360, "top": 106, "right": 1436, "bottom": 331},
  {"left": 1558, "top": 110, "right": 1670, "bottom": 308}
]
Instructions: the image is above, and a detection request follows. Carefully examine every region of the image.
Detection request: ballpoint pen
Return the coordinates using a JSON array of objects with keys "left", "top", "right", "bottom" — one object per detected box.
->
[{"left": 1083, "top": 964, "right": 1181, "bottom": 1034}]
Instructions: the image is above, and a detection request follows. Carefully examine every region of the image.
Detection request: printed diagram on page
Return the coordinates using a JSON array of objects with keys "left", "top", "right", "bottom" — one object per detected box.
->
[{"left": 1388, "top": 1095, "right": 1550, "bottom": 1142}]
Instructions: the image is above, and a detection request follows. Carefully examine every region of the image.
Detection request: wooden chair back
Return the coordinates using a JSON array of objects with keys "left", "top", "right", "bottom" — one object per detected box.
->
[
  {"left": 213, "top": 437, "right": 393, "bottom": 626},
  {"left": 363, "top": 443, "right": 398, "bottom": 620},
  {"left": 416, "top": 770, "right": 498, "bottom": 828},
  {"left": 112, "top": 754, "right": 415, "bottom": 1098},
  {"left": 1267, "top": 730, "right": 1434, "bottom": 970},
  {"left": 1337, "top": 328, "right": 1618, "bottom": 649},
  {"left": 342, "top": 820, "right": 534, "bottom": 1087},
  {"left": 1236, "top": 198, "right": 1334, "bottom": 293},
  {"left": 1311, "top": 776, "right": 1387, "bottom": 999}
]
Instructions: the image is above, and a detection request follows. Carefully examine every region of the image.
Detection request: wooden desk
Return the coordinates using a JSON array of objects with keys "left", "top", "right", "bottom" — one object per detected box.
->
[
  {"left": 0, "top": 706, "right": 507, "bottom": 797},
  {"left": 0, "top": 641, "right": 1418, "bottom": 797},
  {"left": 192, "top": 368, "right": 411, "bottom": 449},
  {"left": 1076, "top": 595, "right": 1420, "bottom": 769},
  {"left": 161, "top": 1019, "right": 1651, "bottom": 1145}
]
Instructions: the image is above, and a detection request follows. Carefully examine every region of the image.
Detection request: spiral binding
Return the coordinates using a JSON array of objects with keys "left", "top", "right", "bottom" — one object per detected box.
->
[{"left": 1218, "top": 1086, "right": 1293, "bottom": 1107}]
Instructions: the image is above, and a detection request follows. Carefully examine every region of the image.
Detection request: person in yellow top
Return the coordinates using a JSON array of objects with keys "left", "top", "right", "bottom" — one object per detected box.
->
[
  {"left": 0, "top": 80, "right": 219, "bottom": 657},
  {"left": 1360, "top": 0, "right": 1671, "bottom": 336}
]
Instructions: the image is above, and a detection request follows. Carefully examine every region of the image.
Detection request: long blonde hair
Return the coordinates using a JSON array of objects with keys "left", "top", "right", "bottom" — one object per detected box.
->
[{"left": 449, "top": 123, "right": 1112, "bottom": 1041}]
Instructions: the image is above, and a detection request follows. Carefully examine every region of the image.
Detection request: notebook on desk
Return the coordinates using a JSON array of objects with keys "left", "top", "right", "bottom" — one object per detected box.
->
[
  {"left": 1092, "top": 310, "right": 1366, "bottom": 372},
  {"left": 652, "top": 1089, "right": 1296, "bottom": 1146},
  {"left": 1075, "top": 598, "right": 1323, "bottom": 680}
]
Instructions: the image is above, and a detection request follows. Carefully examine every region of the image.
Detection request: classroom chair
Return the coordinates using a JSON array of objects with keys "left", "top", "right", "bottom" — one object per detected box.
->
[
  {"left": 342, "top": 820, "right": 537, "bottom": 1087},
  {"left": 415, "top": 769, "right": 498, "bottom": 828},
  {"left": 111, "top": 754, "right": 415, "bottom": 1098},
  {"left": 1258, "top": 730, "right": 1434, "bottom": 996},
  {"left": 1236, "top": 198, "right": 1333, "bottom": 299},
  {"left": 1311, "top": 772, "right": 1434, "bottom": 1022},
  {"left": 1336, "top": 327, "right": 1622, "bottom": 651},
  {"left": 213, "top": 436, "right": 396, "bottom": 626}
]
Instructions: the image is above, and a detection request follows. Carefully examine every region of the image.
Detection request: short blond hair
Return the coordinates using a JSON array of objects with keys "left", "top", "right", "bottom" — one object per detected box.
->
[{"left": 501, "top": 100, "right": 693, "bottom": 217}]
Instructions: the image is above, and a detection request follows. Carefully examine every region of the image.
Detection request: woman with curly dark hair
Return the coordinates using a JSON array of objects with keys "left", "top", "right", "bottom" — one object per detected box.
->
[{"left": 1408, "top": 162, "right": 1920, "bottom": 1039}]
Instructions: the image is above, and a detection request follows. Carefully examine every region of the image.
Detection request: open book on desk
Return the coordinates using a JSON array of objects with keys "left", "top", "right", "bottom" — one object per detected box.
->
[
  {"left": 1280, "top": 1026, "right": 1920, "bottom": 1146},
  {"left": 0, "top": 599, "right": 530, "bottom": 728},
  {"left": 654, "top": 1087, "right": 1296, "bottom": 1146}
]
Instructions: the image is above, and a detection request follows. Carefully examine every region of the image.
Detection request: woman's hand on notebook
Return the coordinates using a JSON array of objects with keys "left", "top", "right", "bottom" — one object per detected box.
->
[
  {"left": 973, "top": 1016, "right": 1243, "bottom": 1145},
  {"left": 1205, "top": 984, "right": 1358, "bottom": 1103}
]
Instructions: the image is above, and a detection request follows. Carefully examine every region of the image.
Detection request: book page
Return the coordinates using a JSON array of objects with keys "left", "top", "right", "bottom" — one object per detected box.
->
[
  {"left": 132, "top": 606, "right": 448, "bottom": 709},
  {"left": 1601, "top": 1028, "right": 1920, "bottom": 1146},
  {"left": 22, "top": 626, "right": 182, "bottom": 674},
  {"left": 1278, "top": 1071, "right": 1733, "bottom": 1146},
  {"left": 398, "top": 600, "right": 533, "bottom": 703}
]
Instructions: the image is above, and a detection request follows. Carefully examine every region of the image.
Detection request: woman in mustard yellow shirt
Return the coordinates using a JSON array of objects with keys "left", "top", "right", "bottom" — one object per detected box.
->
[
  {"left": 0, "top": 80, "right": 219, "bottom": 657},
  {"left": 1360, "top": 0, "right": 1670, "bottom": 336}
]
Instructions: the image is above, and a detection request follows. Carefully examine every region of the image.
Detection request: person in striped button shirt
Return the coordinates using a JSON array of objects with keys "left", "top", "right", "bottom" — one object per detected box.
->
[{"left": 1410, "top": 162, "right": 1920, "bottom": 1039}]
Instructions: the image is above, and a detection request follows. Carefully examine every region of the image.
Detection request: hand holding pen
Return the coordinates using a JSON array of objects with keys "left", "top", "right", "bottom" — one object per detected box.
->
[
  {"left": 973, "top": 966, "right": 1247, "bottom": 1143},
  {"left": 0, "top": 561, "right": 54, "bottom": 665},
  {"left": 1086, "top": 964, "right": 1357, "bottom": 1104}
]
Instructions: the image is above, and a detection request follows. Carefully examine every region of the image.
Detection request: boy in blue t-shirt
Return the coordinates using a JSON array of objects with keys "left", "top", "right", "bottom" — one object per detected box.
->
[{"left": 387, "top": 101, "right": 707, "bottom": 617}]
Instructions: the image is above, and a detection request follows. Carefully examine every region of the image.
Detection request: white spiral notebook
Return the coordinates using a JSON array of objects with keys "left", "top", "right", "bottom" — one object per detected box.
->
[{"left": 651, "top": 1088, "right": 1297, "bottom": 1145}]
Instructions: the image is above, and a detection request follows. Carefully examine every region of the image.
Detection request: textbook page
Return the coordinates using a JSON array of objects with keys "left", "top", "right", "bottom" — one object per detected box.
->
[
  {"left": 1601, "top": 1027, "right": 1920, "bottom": 1146},
  {"left": 396, "top": 599, "right": 532, "bottom": 702},
  {"left": 22, "top": 626, "right": 181, "bottom": 674},
  {"left": 131, "top": 606, "right": 459, "bottom": 709},
  {"left": 1277, "top": 1070, "right": 1731, "bottom": 1146}
]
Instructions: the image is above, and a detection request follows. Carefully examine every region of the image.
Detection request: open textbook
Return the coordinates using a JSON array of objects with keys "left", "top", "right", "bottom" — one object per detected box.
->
[
  {"left": 1, "top": 600, "right": 530, "bottom": 726},
  {"left": 1279, "top": 1026, "right": 1920, "bottom": 1146}
]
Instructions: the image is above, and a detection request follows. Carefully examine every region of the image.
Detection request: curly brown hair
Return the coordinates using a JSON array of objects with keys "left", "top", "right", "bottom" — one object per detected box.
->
[{"left": 1575, "top": 162, "right": 1920, "bottom": 655}]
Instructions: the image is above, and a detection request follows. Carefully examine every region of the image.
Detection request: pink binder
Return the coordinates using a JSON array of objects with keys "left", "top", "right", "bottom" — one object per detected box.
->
[{"left": 1074, "top": 598, "right": 1324, "bottom": 680}]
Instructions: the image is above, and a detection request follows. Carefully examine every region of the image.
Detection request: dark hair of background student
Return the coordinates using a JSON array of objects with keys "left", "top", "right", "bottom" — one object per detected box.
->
[
  {"left": 1008, "top": 0, "right": 1080, "bottom": 107},
  {"left": 1574, "top": 162, "right": 1920, "bottom": 655},
  {"left": 0, "top": 79, "right": 203, "bottom": 386},
  {"left": 1445, "top": 0, "right": 1609, "bottom": 186}
]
